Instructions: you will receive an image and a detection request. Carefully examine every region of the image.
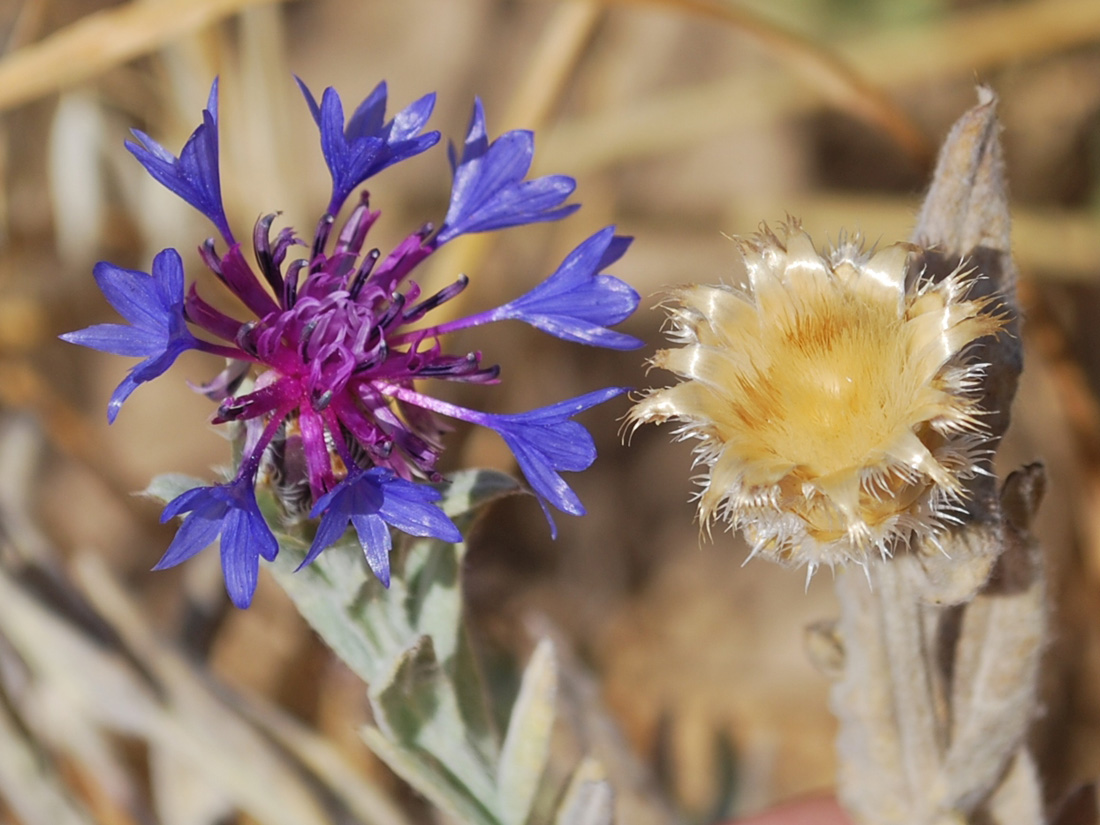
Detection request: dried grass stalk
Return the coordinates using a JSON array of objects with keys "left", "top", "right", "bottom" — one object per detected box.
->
[{"left": 0, "top": 0, "right": 284, "bottom": 114}]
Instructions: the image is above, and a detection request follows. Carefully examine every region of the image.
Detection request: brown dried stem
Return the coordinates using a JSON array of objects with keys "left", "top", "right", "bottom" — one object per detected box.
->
[{"left": 596, "top": 0, "right": 930, "bottom": 166}]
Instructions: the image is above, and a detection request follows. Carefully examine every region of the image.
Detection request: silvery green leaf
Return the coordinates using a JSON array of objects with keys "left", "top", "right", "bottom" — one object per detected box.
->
[
  {"left": 142, "top": 473, "right": 208, "bottom": 504},
  {"left": 497, "top": 638, "right": 558, "bottom": 825},
  {"left": 938, "top": 466, "right": 1045, "bottom": 816},
  {"left": 269, "top": 546, "right": 386, "bottom": 685},
  {"left": 910, "top": 86, "right": 1019, "bottom": 456},
  {"left": 270, "top": 468, "right": 518, "bottom": 742},
  {"left": 273, "top": 468, "right": 518, "bottom": 647},
  {"left": 832, "top": 564, "right": 920, "bottom": 825},
  {"left": 263, "top": 469, "right": 523, "bottom": 818},
  {"left": 397, "top": 536, "right": 500, "bottom": 765},
  {"left": 554, "top": 759, "right": 615, "bottom": 825},
  {"left": 362, "top": 727, "right": 498, "bottom": 825},
  {"left": 402, "top": 536, "right": 463, "bottom": 663},
  {"left": 436, "top": 468, "right": 522, "bottom": 524},
  {"left": 369, "top": 636, "right": 498, "bottom": 805},
  {"left": 450, "top": 625, "right": 502, "bottom": 770}
]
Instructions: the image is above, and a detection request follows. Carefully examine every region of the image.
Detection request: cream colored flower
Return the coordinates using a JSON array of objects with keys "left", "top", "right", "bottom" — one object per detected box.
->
[{"left": 628, "top": 220, "right": 1006, "bottom": 573}]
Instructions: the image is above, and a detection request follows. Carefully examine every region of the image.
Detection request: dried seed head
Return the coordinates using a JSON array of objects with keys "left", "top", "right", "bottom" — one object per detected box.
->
[{"left": 629, "top": 220, "right": 1006, "bottom": 573}]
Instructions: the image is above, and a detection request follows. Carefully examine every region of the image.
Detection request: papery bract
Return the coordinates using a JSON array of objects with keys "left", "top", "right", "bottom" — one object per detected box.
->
[{"left": 629, "top": 221, "right": 1005, "bottom": 575}]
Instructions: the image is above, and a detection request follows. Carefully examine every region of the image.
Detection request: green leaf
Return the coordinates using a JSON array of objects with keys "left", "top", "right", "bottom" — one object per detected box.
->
[
  {"left": 261, "top": 468, "right": 526, "bottom": 821},
  {"left": 362, "top": 727, "right": 498, "bottom": 825},
  {"left": 450, "top": 625, "right": 501, "bottom": 768},
  {"left": 497, "top": 639, "right": 558, "bottom": 825},
  {"left": 142, "top": 473, "right": 208, "bottom": 504},
  {"left": 269, "top": 547, "right": 385, "bottom": 684},
  {"left": 370, "top": 636, "right": 498, "bottom": 806},
  {"left": 436, "top": 469, "right": 522, "bottom": 524},
  {"left": 403, "top": 537, "right": 463, "bottom": 662}
]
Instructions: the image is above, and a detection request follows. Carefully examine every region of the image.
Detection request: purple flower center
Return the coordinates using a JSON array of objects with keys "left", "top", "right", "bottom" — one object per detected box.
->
[{"left": 197, "top": 204, "right": 491, "bottom": 494}]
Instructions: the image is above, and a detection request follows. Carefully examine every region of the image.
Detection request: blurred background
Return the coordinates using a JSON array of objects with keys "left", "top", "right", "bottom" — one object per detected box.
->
[{"left": 1, "top": 0, "right": 1100, "bottom": 822}]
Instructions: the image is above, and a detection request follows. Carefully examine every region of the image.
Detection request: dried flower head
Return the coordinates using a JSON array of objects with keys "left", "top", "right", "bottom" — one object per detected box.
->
[{"left": 628, "top": 220, "right": 1006, "bottom": 574}]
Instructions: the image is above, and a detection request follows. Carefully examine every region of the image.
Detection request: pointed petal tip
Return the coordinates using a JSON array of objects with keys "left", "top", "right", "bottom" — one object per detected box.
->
[
  {"left": 228, "top": 588, "right": 254, "bottom": 609},
  {"left": 206, "top": 77, "right": 220, "bottom": 119}
]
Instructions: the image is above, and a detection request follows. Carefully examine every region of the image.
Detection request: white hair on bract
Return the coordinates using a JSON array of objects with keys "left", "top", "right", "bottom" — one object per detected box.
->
[{"left": 628, "top": 219, "right": 1006, "bottom": 577}]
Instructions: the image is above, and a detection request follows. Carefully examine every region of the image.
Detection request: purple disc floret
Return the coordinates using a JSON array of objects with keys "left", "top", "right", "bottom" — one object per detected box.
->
[{"left": 63, "top": 77, "right": 640, "bottom": 607}]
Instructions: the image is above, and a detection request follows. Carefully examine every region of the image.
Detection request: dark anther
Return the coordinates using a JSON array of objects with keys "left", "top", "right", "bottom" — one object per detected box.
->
[
  {"left": 217, "top": 397, "right": 249, "bottom": 420},
  {"left": 375, "top": 292, "right": 407, "bottom": 329},
  {"left": 416, "top": 353, "right": 500, "bottom": 383},
  {"left": 349, "top": 249, "right": 380, "bottom": 300},
  {"left": 253, "top": 213, "right": 285, "bottom": 296},
  {"left": 199, "top": 238, "right": 224, "bottom": 278},
  {"left": 311, "top": 213, "right": 336, "bottom": 263},
  {"left": 313, "top": 390, "right": 334, "bottom": 411},
  {"left": 235, "top": 322, "right": 259, "bottom": 357},
  {"left": 284, "top": 260, "right": 304, "bottom": 308},
  {"left": 353, "top": 338, "right": 388, "bottom": 373},
  {"left": 299, "top": 318, "right": 320, "bottom": 358},
  {"left": 404, "top": 274, "right": 469, "bottom": 322}
]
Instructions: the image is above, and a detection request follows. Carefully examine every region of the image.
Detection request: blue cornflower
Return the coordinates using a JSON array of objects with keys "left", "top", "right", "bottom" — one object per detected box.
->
[
  {"left": 483, "top": 388, "right": 630, "bottom": 534},
  {"left": 156, "top": 471, "right": 278, "bottom": 608},
  {"left": 437, "top": 99, "right": 578, "bottom": 244},
  {"left": 59, "top": 249, "right": 211, "bottom": 423},
  {"left": 126, "top": 80, "right": 233, "bottom": 243},
  {"left": 302, "top": 468, "right": 462, "bottom": 586},
  {"left": 64, "top": 77, "right": 638, "bottom": 606},
  {"left": 382, "top": 386, "right": 630, "bottom": 538},
  {"left": 408, "top": 227, "right": 643, "bottom": 349},
  {"left": 296, "top": 79, "right": 440, "bottom": 215},
  {"left": 484, "top": 227, "right": 643, "bottom": 348}
]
